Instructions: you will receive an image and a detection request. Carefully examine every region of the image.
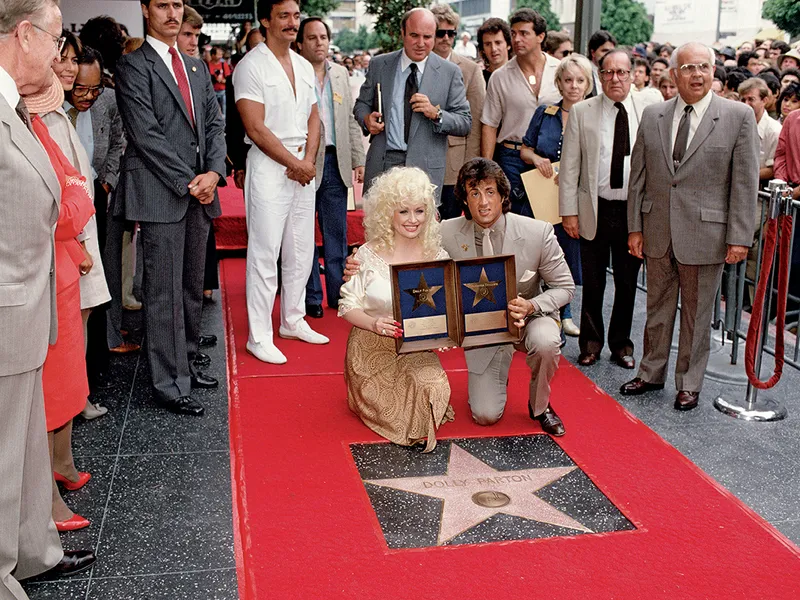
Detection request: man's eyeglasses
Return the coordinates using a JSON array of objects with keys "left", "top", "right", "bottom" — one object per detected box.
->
[
  {"left": 436, "top": 29, "right": 457, "bottom": 39},
  {"left": 72, "top": 85, "right": 104, "bottom": 98},
  {"left": 679, "top": 62, "right": 712, "bottom": 75},
  {"left": 31, "top": 23, "right": 66, "bottom": 54},
  {"left": 599, "top": 69, "right": 631, "bottom": 82}
]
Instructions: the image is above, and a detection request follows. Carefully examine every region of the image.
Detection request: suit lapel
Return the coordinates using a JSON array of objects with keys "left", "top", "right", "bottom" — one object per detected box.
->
[
  {"left": 330, "top": 66, "right": 346, "bottom": 132},
  {"left": 383, "top": 51, "right": 402, "bottom": 123},
  {"left": 187, "top": 56, "right": 205, "bottom": 134},
  {"left": 586, "top": 96, "right": 603, "bottom": 192},
  {"left": 500, "top": 214, "right": 524, "bottom": 276},
  {"left": 658, "top": 98, "right": 678, "bottom": 175},
  {"left": 142, "top": 41, "right": 194, "bottom": 129},
  {"left": 680, "top": 94, "right": 719, "bottom": 166},
  {"left": 453, "top": 218, "right": 477, "bottom": 258}
]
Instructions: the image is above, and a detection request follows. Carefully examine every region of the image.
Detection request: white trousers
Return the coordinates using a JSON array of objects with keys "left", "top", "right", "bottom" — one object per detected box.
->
[{"left": 244, "top": 148, "right": 316, "bottom": 345}]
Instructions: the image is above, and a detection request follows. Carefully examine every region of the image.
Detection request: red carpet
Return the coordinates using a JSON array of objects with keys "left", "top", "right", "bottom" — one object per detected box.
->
[{"left": 221, "top": 257, "right": 800, "bottom": 599}]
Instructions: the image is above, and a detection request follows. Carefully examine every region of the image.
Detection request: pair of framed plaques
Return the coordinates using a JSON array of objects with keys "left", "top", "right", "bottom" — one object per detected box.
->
[{"left": 390, "top": 255, "right": 520, "bottom": 354}]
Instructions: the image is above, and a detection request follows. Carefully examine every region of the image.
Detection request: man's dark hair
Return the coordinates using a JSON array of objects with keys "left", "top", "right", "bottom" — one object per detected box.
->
[
  {"left": 298, "top": 16, "right": 331, "bottom": 44},
  {"left": 455, "top": 158, "right": 512, "bottom": 220},
  {"left": 771, "top": 41, "right": 790, "bottom": 56},
  {"left": 598, "top": 48, "right": 630, "bottom": 70},
  {"left": 781, "top": 67, "right": 800, "bottom": 81},
  {"left": 759, "top": 66, "right": 780, "bottom": 79},
  {"left": 509, "top": 8, "right": 547, "bottom": 36},
  {"left": 713, "top": 65, "right": 727, "bottom": 83},
  {"left": 737, "top": 51, "right": 757, "bottom": 69},
  {"left": 588, "top": 30, "right": 617, "bottom": 61},
  {"left": 257, "top": 0, "right": 290, "bottom": 22},
  {"left": 758, "top": 72, "right": 781, "bottom": 97},
  {"left": 725, "top": 70, "right": 748, "bottom": 91},
  {"left": 632, "top": 57, "right": 650, "bottom": 76},
  {"left": 79, "top": 15, "right": 125, "bottom": 74},
  {"left": 651, "top": 57, "right": 669, "bottom": 69},
  {"left": 77, "top": 45, "right": 105, "bottom": 74},
  {"left": 543, "top": 31, "right": 570, "bottom": 55},
  {"left": 476, "top": 17, "right": 511, "bottom": 60}
]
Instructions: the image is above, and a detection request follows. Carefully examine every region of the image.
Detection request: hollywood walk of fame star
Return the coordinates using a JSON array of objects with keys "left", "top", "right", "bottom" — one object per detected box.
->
[
  {"left": 404, "top": 273, "right": 442, "bottom": 312},
  {"left": 365, "top": 443, "right": 592, "bottom": 545},
  {"left": 464, "top": 267, "right": 501, "bottom": 308}
]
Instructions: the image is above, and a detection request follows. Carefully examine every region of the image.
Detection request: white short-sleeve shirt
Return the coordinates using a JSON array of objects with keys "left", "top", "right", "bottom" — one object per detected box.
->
[{"left": 233, "top": 43, "right": 316, "bottom": 148}]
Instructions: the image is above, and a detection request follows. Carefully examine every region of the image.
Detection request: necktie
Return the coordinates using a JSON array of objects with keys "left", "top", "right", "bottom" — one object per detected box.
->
[
  {"left": 168, "top": 46, "right": 195, "bottom": 127},
  {"left": 482, "top": 227, "right": 494, "bottom": 256},
  {"left": 610, "top": 101, "right": 630, "bottom": 190},
  {"left": 404, "top": 63, "right": 419, "bottom": 144},
  {"left": 67, "top": 107, "right": 79, "bottom": 128},
  {"left": 672, "top": 105, "right": 693, "bottom": 166},
  {"left": 15, "top": 98, "right": 33, "bottom": 133}
]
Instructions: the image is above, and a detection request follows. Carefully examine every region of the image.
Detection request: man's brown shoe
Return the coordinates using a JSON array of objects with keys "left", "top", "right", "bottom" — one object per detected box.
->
[
  {"left": 529, "top": 404, "right": 565, "bottom": 437},
  {"left": 611, "top": 353, "right": 636, "bottom": 369},
  {"left": 578, "top": 352, "right": 599, "bottom": 366},
  {"left": 109, "top": 341, "right": 140, "bottom": 354},
  {"left": 619, "top": 377, "right": 665, "bottom": 396},
  {"left": 674, "top": 390, "right": 699, "bottom": 411}
]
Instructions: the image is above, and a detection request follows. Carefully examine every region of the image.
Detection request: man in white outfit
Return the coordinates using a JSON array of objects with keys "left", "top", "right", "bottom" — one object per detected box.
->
[{"left": 234, "top": 0, "right": 328, "bottom": 364}]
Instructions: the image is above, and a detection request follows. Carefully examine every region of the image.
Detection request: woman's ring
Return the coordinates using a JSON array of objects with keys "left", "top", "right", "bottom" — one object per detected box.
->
[{"left": 381, "top": 328, "right": 387, "bottom": 335}]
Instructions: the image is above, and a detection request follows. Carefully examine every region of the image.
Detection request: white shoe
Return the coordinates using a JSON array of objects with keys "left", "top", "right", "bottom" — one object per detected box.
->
[
  {"left": 279, "top": 320, "right": 329, "bottom": 345},
  {"left": 562, "top": 318, "right": 580, "bottom": 337},
  {"left": 246, "top": 341, "right": 287, "bottom": 364}
]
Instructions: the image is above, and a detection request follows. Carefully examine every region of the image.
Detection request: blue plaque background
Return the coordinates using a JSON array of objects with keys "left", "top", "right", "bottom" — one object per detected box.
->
[
  {"left": 459, "top": 261, "right": 509, "bottom": 337},
  {"left": 397, "top": 267, "right": 449, "bottom": 342}
]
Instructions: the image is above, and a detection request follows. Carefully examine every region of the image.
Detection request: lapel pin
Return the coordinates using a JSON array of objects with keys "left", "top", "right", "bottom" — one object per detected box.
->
[
  {"left": 191, "top": 66, "right": 197, "bottom": 72},
  {"left": 461, "top": 244, "right": 469, "bottom": 252}
]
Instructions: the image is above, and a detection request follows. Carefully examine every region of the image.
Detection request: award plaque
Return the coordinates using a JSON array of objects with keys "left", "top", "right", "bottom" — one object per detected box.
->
[
  {"left": 455, "top": 255, "right": 520, "bottom": 349},
  {"left": 391, "top": 259, "right": 460, "bottom": 354}
]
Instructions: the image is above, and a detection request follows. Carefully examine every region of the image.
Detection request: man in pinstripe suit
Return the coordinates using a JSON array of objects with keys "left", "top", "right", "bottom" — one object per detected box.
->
[{"left": 114, "top": 0, "right": 226, "bottom": 416}]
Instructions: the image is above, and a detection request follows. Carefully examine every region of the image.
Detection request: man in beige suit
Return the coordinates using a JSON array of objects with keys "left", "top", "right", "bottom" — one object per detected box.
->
[
  {"left": 430, "top": 4, "right": 485, "bottom": 219},
  {"left": 621, "top": 43, "right": 758, "bottom": 411},
  {"left": 443, "top": 159, "right": 574, "bottom": 434},
  {"left": 0, "top": 1, "right": 95, "bottom": 596},
  {"left": 297, "top": 17, "right": 365, "bottom": 317}
]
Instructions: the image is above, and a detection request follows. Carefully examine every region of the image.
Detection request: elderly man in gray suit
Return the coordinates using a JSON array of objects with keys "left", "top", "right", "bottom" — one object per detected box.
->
[
  {"left": 0, "top": 0, "right": 96, "bottom": 594},
  {"left": 353, "top": 7, "right": 471, "bottom": 204},
  {"left": 115, "top": 0, "right": 226, "bottom": 416},
  {"left": 621, "top": 42, "right": 759, "bottom": 411}
]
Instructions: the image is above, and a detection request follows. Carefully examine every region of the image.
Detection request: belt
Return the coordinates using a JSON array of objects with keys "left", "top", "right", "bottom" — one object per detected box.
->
[
  {"left": 325, "top": 145, "right": 337, "bottom": 154},
  {"left": 597, "top": 196, "right": 627, "bottom": 203},
  {"left": 500, "top": 141, "right": 522, "bottom": 150}
]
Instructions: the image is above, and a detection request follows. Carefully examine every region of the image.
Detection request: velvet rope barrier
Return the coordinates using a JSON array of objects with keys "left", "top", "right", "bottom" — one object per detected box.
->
[{"left": 745, "top": 214, "right": 793, "bottom": 389}]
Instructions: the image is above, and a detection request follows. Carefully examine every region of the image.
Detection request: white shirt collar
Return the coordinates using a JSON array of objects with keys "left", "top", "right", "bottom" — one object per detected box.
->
[
  {"left": 146, "top": 34, "right": 177, "bottom": 59},
  {"left": 675, "top": 90, "right": 713, "bottom": 120},
  {"left": 601, "top": 91, "right": 634, "bottom": 112},
  {"left": 400, "top": 50, "right": 428, "bottom": 76},
  {"left": 0, "top": 65, "right": 21, "bottom": 111}
]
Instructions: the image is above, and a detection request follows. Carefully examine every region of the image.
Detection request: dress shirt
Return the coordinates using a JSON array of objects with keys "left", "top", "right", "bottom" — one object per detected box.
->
[
  {"left": 0, "top": 66, "right": 20, "bottom": 112},
  {"left": 671, "top": 91, "right": 713, "bottom": 154},
  {"left": 145, "top": 35, "right": 194, "bottom": 112},
  {"left": 598, "top": 94, "right": 640, "bottom": 200},
  {"left": 64, "top": 100, "right": 96, "bottom": 178},
  {"left": 386, "top": 51, "right": 427, "bottom": 151},
  {"left": 315, "top": 60, "right": 336, "bottom": 147},
  {"left": 473, "top": 214, "right": 506, "bottom": 257},
  {"left": 756, "top": 111, "right": 782, "bottom": 169}
]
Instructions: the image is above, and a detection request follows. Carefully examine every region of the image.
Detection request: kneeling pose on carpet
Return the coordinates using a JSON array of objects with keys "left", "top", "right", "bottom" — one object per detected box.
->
[{"left": 338, "top": 167, "right": 454, "bottom": 452}]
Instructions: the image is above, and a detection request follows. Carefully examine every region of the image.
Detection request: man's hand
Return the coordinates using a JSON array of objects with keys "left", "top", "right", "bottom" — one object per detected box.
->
[
  {"left": 343, "top": 248, "right": 361, "bottom": 282},
  {"left": 189, "top": 172, "right": 220, "bottom": 205},
  {"left": 365, "top": 112, "right": 385, "bottom": 135},
  {"left": 233, "top": 169, "right": 246, "bottom": 189},
  {"left": 508, "top": 296, "right": 535, "bottom": 328},
  {"left": 101, "top": 182, "right": 112, "bottom": 195},
  {"left": 286, "top": 158, "right": 315, "bottom": 186},
  {"left": 726, "top": 244, "right": 749, "bottom": 264},
  {"left": 354, "top": 166, "right": 365, "bottom": 184},
  {"left": 562, "top": 215, "right": 579, "bottom": 239},
  {"left": 628, "top": 232, "right": 644, "bottom": 259},
  {"left": 410, "top": 93, "right": 438, "bottom": 120}
]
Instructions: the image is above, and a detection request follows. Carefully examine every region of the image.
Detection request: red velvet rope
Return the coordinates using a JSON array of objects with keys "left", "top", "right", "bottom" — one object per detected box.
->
[{"left": 745, "top": 214, "right": 793, "bottom": 389}]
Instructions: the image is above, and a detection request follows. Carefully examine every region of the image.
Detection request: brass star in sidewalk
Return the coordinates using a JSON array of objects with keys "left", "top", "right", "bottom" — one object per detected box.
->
[
  {"left": 464, "top": 267, "right": 501, "bottom": 307},
  {"left": 366, "top": 443, "right": 591, "bottom": 545},
  {"left": 403, "top": 273, "right": 442, "bottom": 312}
]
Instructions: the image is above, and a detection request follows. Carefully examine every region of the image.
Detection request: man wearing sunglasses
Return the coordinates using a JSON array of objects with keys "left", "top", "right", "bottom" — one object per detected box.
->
[
  {"left": 623, "top": 43, "right": 759, "bottom": 412},
  {"left": 430, "top": 4, "right": 485, "bottom": 219}
]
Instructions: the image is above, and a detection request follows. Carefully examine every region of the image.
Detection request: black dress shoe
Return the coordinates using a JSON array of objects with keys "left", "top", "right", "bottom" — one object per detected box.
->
[
  {"left": 305, "top": 304, "right": 324, "bottom": 319},
  {"left": 198, "top": 334, "right": 217, "bottom": 348},
  {"left": 191, "top": 372, "right": 219, "bottom": 389},
  {"left": 157, "top": 396, "right": 205, "bottom": 416},
  {"left": 674, "top": 390, "right": 700, "bottom": 411},
  {"left": 529, "top": 404, "right": 565, "bottom": 437},
  {"left": 619, "top": 377, "right": 665, "bottom": 396},
  {"left": 578, "top": 352, "right": 599, "bottom": 366},
  {"left": 191, "top": 351, "right": 211, "bottom": 368},
  {"left": 45, "top": 550, "right": 96, "bottom": 577},
  {"left": 610, "top": 353, "right": 636, "bottom": 369}
]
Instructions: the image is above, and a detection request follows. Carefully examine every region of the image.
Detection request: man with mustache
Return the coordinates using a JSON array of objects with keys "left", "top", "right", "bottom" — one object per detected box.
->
[{"left": 234, "top": 0, "right": 327, "bottom": 364}]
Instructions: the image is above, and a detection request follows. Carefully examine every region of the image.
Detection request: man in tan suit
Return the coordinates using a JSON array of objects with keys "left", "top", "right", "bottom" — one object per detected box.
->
[
  {"left": 622, "top": 43, "right": 759, "bottom": 410},
  {"left": 296, "top": 17, "right": 365, "bottom": 317},
  {"left": 430, "top": 4, "right": 485, "bottom": 219},
  {"left": 0, "top": 1, "right": 95, "bottom": 596}
]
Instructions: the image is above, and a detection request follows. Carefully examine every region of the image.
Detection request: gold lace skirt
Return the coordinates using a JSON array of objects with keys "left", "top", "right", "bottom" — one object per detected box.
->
[{"left": 344, "top": 327, "right": 454, "bottom": 452}]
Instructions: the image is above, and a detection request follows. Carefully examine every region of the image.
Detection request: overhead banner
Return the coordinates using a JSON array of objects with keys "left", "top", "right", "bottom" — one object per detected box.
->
[{"left": 187, "top": 0, "right": 256, "bottom": 23}]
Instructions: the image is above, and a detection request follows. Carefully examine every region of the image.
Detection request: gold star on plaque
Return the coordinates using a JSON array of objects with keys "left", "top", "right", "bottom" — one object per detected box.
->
[
  {"left": 464, "top": 267, "right": 501, "bottom": 307},
  {"left": 404, "top": 273, "right": 442, "bottom": 311}
]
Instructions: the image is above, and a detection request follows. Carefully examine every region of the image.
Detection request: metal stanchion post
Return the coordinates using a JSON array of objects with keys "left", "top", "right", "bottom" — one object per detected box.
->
[{"left": 714, "top": 180, "right": 789, "bottom": 421}]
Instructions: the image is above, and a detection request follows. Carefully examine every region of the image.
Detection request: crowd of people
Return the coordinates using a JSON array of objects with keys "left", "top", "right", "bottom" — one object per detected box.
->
[{"left": 1, "top": 0, "right": 800, "bottom": 596}]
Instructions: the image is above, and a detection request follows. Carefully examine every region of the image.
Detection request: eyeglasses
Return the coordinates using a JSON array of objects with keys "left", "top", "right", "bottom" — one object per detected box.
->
[
  {"left": 72, "top": 85, "right": 104, "bottom": 98},
  {"left": 31, "top": 23, "right": 66, "bottom": 54},
  {"left": 436, "top": 29, "right": 457, "bottom": 39},
  {"left": 679, "top": 62, "right": 712, "bottom": 75},
  {"left": 561, "top": 50, "right": 573, "bottom": 56},
  {"left": 599, "top": 69, "right": 630, "bottom": 81}
]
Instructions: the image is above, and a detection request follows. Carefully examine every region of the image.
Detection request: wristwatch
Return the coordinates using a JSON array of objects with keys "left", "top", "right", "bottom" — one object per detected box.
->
[{"left": 434, "top": 107, "right": 443, "bottom": 124}]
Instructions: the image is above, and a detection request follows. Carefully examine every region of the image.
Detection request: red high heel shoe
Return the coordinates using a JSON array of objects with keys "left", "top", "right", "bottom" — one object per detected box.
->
[
  {"left": 55, "top": 514, "right": 90, "bottom": 532},
  {"left": 53, "top": 471, "right": 91, "bottom": 491}
]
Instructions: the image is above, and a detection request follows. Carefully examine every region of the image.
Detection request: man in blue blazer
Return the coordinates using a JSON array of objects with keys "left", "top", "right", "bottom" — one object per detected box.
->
[{"left": 353, "top": 8, "right": 472, "bottom": 204}]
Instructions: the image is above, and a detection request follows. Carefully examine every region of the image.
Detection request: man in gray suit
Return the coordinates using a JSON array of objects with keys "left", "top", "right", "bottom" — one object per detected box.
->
[
  {"left": 353, "top": 7, "right": 471, "bottom": 204},
  {"left": 622, "top": 42, "right": 759, "bottom": 410},
  {"left": 115, "top": 0, "right": 226, "bottom": 416},
  {"left": 0, "top": 1, "right": 95, "bottom": 594}
]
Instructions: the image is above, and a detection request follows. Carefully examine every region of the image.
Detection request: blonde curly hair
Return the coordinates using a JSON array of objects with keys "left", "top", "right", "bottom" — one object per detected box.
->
[{"left": 362, "top": 166, "right": 442, "bottom": 258}]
